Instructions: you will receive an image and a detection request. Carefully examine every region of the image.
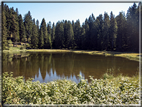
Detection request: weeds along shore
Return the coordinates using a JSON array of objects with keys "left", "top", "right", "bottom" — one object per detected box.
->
[{"left": 2, "top": 72, "right": 140, "bottom": 105}]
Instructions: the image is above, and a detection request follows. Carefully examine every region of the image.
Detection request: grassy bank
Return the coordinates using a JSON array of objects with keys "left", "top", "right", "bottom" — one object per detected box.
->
[
  {"left": 3, "top": 47, "right": 26, "bottom": 54},
  {"left": 2, "top": 72, "right": 140, "bottom": 105},
  {"left": 26, "top": 49, "right": 140, "bottom": 62},
  {"left": 3, "top": 48, "right": 140, "bottom": 61}
]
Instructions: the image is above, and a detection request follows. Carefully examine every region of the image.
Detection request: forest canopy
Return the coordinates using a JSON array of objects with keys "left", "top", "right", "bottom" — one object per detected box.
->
[{"left": 2, "top": 3, "right": 141, "bottom": 52}]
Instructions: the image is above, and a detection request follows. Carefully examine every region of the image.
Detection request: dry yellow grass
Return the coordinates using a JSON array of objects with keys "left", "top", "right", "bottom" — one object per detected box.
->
[{"left": 3, "top": 49, "right": 141, "bottom": 61}]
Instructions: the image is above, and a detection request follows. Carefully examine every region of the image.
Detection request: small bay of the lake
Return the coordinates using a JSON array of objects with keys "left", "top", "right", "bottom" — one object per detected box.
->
[{"left": 3, "top": 52, "right": 139, "bottom": 83}]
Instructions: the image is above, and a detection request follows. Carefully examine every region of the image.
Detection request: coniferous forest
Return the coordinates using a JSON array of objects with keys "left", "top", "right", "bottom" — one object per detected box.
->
[{"left": 2, "top": 3, "right": 141, "bottom": 52}]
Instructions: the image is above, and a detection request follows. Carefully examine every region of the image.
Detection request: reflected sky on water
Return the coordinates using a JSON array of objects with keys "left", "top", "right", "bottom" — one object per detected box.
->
[{"left": 3, "top": 52, "right": 139, "bottom": 83}]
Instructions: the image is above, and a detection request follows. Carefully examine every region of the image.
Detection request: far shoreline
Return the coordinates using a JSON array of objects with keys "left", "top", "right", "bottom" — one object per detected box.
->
[{"left": 2, "top": 49, "right": 141, "bottom": 62}]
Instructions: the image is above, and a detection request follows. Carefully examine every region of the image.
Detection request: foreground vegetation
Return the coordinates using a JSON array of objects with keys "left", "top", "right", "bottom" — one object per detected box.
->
[{"left": 2, "top": 72, "right": 140, "bottom": 105}]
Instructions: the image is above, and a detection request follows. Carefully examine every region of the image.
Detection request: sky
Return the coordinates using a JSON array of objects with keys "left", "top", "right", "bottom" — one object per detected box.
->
[{"left": 4, "top": 2, "right": 139, "bottom": 25}]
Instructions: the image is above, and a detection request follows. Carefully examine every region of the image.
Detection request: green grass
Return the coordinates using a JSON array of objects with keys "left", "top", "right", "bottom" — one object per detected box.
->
[
  {"left": 3, "top": 46, "right": 26, "bottom": 53},
  {"left": 3, "top": 48, "right": 141, "bottom": 61},
  {"left": 26, "top": 49, "right": 141, "bottom": 61},
  {"left": 2, "top": 72, "right": 140, "bottom": 105}
]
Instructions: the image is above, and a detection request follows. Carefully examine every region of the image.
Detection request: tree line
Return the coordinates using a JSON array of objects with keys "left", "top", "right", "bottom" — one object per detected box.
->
[{"left": 2, "top": 3, "right": 141, "bottom": 52}]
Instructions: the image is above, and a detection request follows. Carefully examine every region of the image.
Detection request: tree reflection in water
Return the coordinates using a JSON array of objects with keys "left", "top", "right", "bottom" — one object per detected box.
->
[{"left": 3, "top": 52, "right": 139, "bottom": 83}]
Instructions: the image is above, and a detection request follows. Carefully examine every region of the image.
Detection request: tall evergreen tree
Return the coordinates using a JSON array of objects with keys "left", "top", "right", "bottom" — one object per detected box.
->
[
  {"left": 51, "top": 22, "right": 55, "bottom": 48},
  {"left": 109, "top": 11, "right": 117, "bottom": 51},
  {"left": 36, "top": 20, "right": 39, "bottom": 32},
  {"left": 24, "top": 11, "right": 33, "bottom": 44},
  {"left": 55, "top": 21, "right": 64, "bottom": 49},
  {"left": 18, "top": 14, "right": 25, "bottom": 42},
  {"left": 126, "top": 3, "right": 139, "bottom": 52},
  {"left": 39, "top": 28, "right": 44, "bottom": 49},
  {"left": 4, "top": 4, "right": 11, "bottom": 39},
  {"left": 11, "top": 8, "right": 19, "bottom": 44},
  {"left": 47, "top": 21, "right": 52, "bottom": 48},
  {"left": 80, "top": 27, "right": 86, "bottom": 49},
  {"left": 82, "top": 19, "right": 89, "bottom": 50},
  {"left": 95, "top": 14, "right": 104, "bottom": 50},
  {"left": 74, "top": 19, "right": 81, "bottom": 49},
  {"left": 31, "top": 19, "right": 38, "bottom": 48},
  {"left": 2, "top": 5, "right": 8, "bottom": 49},
  {"left": 87, "top": 14, "right": 96, "bottom": 49},
  {"left": 64, "top": 20, "right": 74, "bottom": 49},
  {"left": 116, "top": 12, "right": 127, "bottom": 51},
  {"left": 40, "top": 18, "right": 48, "bottom": 48},
  {"left": 103, "top": 12, "right": 110, "bottom": 50}
]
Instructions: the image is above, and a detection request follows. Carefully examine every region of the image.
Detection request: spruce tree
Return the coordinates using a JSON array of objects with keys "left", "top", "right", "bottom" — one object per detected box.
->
[
  {"left": 55, "top": 21, "right": 64, "bottom": 49},
  {"left": 4, "top": 4, "right": 11, "bottom": 38},
  {"left": 47, "top": 21, "right": 52, "bottom": 48},
  {"left": 64, "top": 21, "right": 74, "bottom": 49},
  {"left": 18, "top": 14, "right": 25, "bottom": 42},
  {"left": 88, "top": 14, "right": 95, "bottom": 50},
  {"left": 10, "top": 8, "right": 19, "bottom": 44},
  {"left": 31, "top": 19, "right": 38, "bottom": 48},
  {"left": 39, "top": 28, "right": 44, "bottom": 49},
  {"left": 103, "top": 12, "right": 110, "bottom": 50},
  {"left": 2, "top": 5, "right": 8, "bottom": 49},
  {"left": 74, "top": 19, "right": 81, "bottom": 49},
  {"left": 126, "top": 3, "right": 138, "bottom": 52},
  {"left": 109, "top": 11, "right": 117, "bottom": 51},
  {"left": 36, "top": 20, "right": 40, "bottom": 47},
  {"left": 51, "top": 22, "right": 55, "bottom": 48},
  {"left": 40, "top": 18, "right": 48, "bottom": 48},
  {"left": 24, "top": 11, "right": 33, "bottom": 44},
  {"left": 83, "top": 19, "right": 89, "bottom": 50},
  {"left": 116, "top": 12, "right": 127, "bottom": 51}
]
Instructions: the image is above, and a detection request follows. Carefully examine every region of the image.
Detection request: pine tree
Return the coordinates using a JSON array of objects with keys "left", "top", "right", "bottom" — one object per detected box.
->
[
  {"left": 39, "top": 18, "right": 48, "bottom": 49},
  {"left": 126, "top": 3, "right": 138, "bottom": 52},
  {"left": 31, "top": 19, "right": 38, "bottom": 48},
  {"left": 103, "top": 12, "right": 110, "bottom": 50},
  {"left": 2, "top": 4, "right": 8, "bottom": 49},
  {"left": 88, "top": 14, "right": 95, "bottom": 50},
  {"left": 4, "top": 4, "right": 11, "bottom": 39},
  {"left": 51, "top": 22, "right": 55, "bottom": 48},
  {"left": 80, "top": 27, "right": 85, "bottom": 49},
  {"left": 24, "top": 11, "right": 33, "bottom": 44},
  {"left": 36, "top": 20, "right": 39, "bottom": 32},
  {"left": 10, "top": 8, "right": 19, "bottom": 44},
  {"left": 94, "top": 14, "right": 104, "bottom": 50},
  {"left": 39, "top": 28, "right": 44, "bottom": 49},
  {"left": 64, "top": 20, "right": 74, "bottom": 49},
  {"left": 74, "top": 19, "right": 81, "bottom": 49},
  {"left": 82, "top": 19, "right": 89, "bottom": 50},
  {"left": 55, "top": 21, "right": 64, "bottom": 49},
  {"left": 47, "top": 21, "right": 52, "bottom": 48},
  {"left": 18, "top": 14, "right": 25, "bottom": 42},
  {"left": 36, "top": 20, "right": 40, "bottom": 47},
  {"left": 109, "top": 11, "right": 117, "bottom": 51},
  {"left": 116, "top": 12, "right": 127, "bottom": 51}
]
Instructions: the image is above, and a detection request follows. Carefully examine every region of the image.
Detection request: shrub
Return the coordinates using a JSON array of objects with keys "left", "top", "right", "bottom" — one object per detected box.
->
[
  {"left": 2, "top": 72, "right": 140, "bottom": 105},
  {"left": 20, "top": 46, "right": 25, "bottom": 50}
]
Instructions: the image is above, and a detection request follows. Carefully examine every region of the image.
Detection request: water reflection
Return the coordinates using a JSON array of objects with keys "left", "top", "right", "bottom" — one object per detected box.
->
[
  {"left": 33, "top": 68, "right": 81, "bottom": 83},
  {"left": 3, "top": 52, "right": 139, "bottom": 83}
]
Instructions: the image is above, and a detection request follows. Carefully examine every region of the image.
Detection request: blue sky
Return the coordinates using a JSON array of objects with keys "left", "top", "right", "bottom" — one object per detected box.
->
[{"left": 4, "top": 2, "right": 138, "bottom": 25}]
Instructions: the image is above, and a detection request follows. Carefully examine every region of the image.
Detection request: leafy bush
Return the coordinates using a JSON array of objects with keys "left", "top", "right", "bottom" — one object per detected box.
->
[
  {"left": 2, "top": 72, "right": 140, "bottom": 105},
  {"left": 20, "top": 46, "right": 25, "bottom": 50},
  {"left": 8, "top": 40, "right": 12, "bottom": 44}
]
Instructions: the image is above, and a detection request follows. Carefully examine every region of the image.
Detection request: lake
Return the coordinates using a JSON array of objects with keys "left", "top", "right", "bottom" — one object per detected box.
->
[{"left": 3, "top": 52, "right": 139, "bottom": 83}]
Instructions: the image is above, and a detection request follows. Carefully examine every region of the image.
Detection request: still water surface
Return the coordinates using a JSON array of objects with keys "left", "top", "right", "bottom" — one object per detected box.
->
[{"left": 3, "top": 52, "right": 139, "bottom": 83}]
